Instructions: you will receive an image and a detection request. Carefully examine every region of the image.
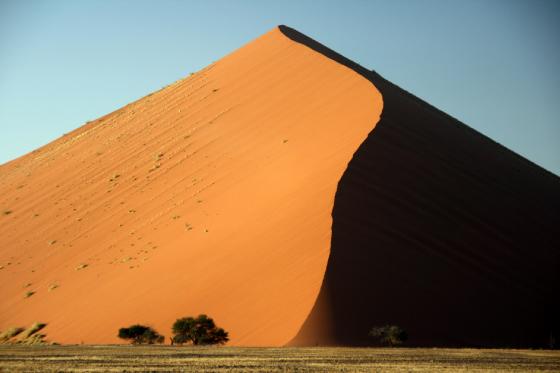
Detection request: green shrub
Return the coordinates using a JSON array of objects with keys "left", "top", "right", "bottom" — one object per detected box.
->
[
  {"left": 118, "top": 325, "right": 164, "bottom": 344},
  {"left": 171, "top": 314, "right": 229, "bottom": 345}
]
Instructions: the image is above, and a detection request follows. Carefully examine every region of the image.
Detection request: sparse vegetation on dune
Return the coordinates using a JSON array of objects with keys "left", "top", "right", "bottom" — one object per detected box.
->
[
  {"left": 18, "top": 323, "right": 44, "bottom": 339},
  {"left": 0, "top": 346, "right": 558, "bottom": 372},
  {"left": 0, "top": 322, "right": 49, "bottom": 345},
  {"left": 0, "top": 327, "right": 24, "bottom": 342}
]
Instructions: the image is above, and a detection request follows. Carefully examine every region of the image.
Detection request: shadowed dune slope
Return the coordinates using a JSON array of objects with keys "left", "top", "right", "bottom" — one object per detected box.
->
[
  {"left": 281, "top": 26, "right": 560, "bottom": 348},
  {"left": 0, "top": 27, "right": 382, "bottom": 345}
]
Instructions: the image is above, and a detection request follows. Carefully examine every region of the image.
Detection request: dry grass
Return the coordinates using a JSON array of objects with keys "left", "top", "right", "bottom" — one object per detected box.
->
[
  {"left": 0, "top": 327, "right": 24, "bottom": 342},
  {"left": 0, "top": 323, "right": 48, "bottom": 346},
  {"left": 16, "top": 323, "right": 46, "bottom": 341},
  {"left": 0, "top": 345, "right": 558, "bottom": 372}
]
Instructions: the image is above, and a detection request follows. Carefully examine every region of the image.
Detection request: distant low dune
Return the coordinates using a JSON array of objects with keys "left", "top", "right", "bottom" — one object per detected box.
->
[{"left": 0, "top": 25, "right": 558, "bottom": 348}]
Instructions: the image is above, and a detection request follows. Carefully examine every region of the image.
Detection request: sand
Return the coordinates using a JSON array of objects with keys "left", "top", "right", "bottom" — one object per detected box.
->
[{"left": 0, "top": 26, "right": 382, "bottom": 345}]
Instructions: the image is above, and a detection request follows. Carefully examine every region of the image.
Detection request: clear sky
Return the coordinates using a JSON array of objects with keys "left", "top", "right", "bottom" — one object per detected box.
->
[{"left": 1, "top": 0, "right": 559, "bottom": 175}]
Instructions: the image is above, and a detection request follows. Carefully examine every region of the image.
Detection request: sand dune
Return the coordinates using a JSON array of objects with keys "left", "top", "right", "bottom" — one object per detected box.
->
[
  {"left": 1, "top": 25, "right": 558, "bottom": 348},
  {"left": 281, "top": 26, "right": 560, "bottom": 348},
  {"left": 0, "top": 26, "right": 381, "bottom": 345}
]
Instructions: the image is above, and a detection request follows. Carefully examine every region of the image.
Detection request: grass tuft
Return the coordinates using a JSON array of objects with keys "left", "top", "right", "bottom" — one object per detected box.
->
[
  {"left": 0, "top": 327, "right": 24, "bottom": 342},
  {"left": 16, "top": 322, "right": 47, "bottom": 344}
]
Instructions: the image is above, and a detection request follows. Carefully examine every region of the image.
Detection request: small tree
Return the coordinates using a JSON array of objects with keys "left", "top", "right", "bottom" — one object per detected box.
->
[
  {"left": 369, "top": 325, "right": 408, "bottom": 347},
  {"left": 172, "top": 314, "right": 229, "bottom": 345},
  {"left": 118, "top": 324, "right": 164, "bottom": 344}
]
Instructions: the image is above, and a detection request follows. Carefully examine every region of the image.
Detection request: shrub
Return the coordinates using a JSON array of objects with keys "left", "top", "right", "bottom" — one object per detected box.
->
[
  {"left": 0, "top": 323, "right": 49, "bottom": 345},
  {"left": 0, "top": 327, "right": 24, "bottom": 342},
  {"left": 18, "top": 322, "right": 46, "bottom": 341},
  {"left": 369, "top": 325, "right": 408, "bottom": 347},
  {"left": 171, "top": 314, "right": 229, "bottom": 345},
  {"left": 118, "top": 325, "right": 164, "bottom": 344}
]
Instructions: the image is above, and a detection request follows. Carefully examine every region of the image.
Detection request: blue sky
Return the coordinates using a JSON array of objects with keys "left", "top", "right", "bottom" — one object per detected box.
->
[{"left": 1, "top": 0, "right": 559, "bottom": 175}]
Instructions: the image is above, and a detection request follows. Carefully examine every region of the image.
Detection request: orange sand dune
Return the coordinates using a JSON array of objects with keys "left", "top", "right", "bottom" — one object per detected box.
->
[
  {"left": 0, "top": 27, "right": 382, "bottom": 345},
  {"left": 2, "top": 25, "right": 559, "bottom": 348}
]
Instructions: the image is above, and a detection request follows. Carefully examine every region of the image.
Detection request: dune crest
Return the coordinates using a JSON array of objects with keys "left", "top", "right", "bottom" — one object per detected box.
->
[{"left": 0, "top": 27, "right": 382, "bottom": 345}]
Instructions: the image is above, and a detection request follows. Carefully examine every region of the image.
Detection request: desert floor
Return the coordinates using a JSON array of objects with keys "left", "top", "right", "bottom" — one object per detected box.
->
[{"left": 0, "top": 345, "right": 558, "bottom": 372}]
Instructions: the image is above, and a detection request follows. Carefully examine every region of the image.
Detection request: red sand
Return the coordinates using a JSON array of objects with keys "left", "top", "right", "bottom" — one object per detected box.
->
[{"left": 0, "top": 27, "right": 382, "bottom": 345}]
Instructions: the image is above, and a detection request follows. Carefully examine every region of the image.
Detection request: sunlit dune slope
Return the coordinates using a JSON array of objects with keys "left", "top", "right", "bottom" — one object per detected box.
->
[{"left": 0, "top": 26, "right": 382, "bottom": 345}]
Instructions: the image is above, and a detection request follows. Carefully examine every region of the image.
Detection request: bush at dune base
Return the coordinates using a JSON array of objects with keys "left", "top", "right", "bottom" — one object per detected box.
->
[
  {"left": 369, "top": 325, "right": 408, "bottom": 347},
  {"left": 118, "top": 325, "right": 164, "bottom": 345},
  {"left": 171, "top": 314, "right": 229, "bottom": 345}
]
